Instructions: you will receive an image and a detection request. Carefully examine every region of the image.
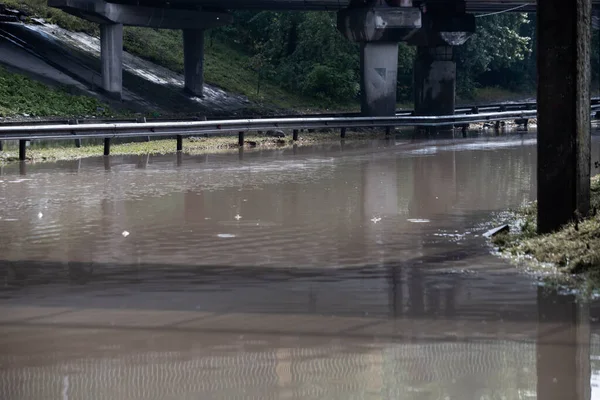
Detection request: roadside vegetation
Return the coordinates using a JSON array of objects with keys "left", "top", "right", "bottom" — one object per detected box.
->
[
  {"left": 0, "top": 65, "right": 118, "bottom": 117},
  {"left": 0, "top": 130, "right": 388, "bottom": 163},
  {"left": 491, "top": 175, "right": 600, "bottom": 288}
]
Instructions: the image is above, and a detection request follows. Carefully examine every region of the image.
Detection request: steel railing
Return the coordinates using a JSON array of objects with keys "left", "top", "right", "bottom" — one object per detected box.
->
[
  {"left": 1, "top": 102, "right": 599, "bottom": 160},
  {"left": 0, "top": 109, "right": 544, "bottom": 141}
]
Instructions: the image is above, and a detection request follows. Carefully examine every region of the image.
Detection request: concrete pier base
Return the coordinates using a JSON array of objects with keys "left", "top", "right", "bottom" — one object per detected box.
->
[
  {"left": 537, "top": 0, "right": 591, "bottom": 233},
  {"left": 183, "top": 29, "right": 205, "bottom": 97},
  {"left": 100, "top": 23, "right": 123, "bottom": 100},
  {"left": 414, "top": 46, "right": 456, "bottom": 116},
  {"left": 360, "top": 42, "right": 399, "bottom": 116}
]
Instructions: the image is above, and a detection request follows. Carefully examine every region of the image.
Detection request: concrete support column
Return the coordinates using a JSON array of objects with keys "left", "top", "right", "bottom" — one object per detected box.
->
[
  {"left": 337, "top": 5, "right": 421, "bottom": 117},
  {"left": 183, "top": 29, "right": 205, "bottom": 97},
  {"left": 414, "top": 46, "right": 456, "bottom": 116},
  {"left": 100, "top": 23, "right": 123, "bottom": 99},
  {"left": 537, "top": 0, "right": 591, "bottom": 233},
  {"left": 360, "top": 42, "right": 399, "bottom": 116}
]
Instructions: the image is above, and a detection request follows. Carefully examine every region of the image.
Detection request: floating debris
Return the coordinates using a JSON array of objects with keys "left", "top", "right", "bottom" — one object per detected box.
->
[
  {"left": 370, "top": 217, "right": 382, "bottom": 223},
  {"left": 483, "top": 224, "right": 510, "bottom": 238},
  {"left": 234, "top": 214, "right": 242, "bottom": 220},
  {"left": 122, "top": 231, "right": 130, "bottom": 237},
  {"left": 8, "top": 179, "right": 33, "bottom": 183},
  {"left": 217, "top": 233, "right": 236, "bottom": 238},
  {"left": 37, "top": 212, "right": 43, "bottom": 219},
  {"left": 407, "top": 219, "right": 430, "bottom": 223}
]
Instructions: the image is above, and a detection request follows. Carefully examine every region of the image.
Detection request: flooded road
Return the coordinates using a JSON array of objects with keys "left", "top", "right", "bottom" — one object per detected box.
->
[{"left": 0, "top": 133, "right": 599, "bottom": 399}]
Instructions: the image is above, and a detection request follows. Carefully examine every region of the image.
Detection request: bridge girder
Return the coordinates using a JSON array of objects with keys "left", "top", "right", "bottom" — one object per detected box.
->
[{"left": 105, "top": 0, "right": 600, "bottom": 12}]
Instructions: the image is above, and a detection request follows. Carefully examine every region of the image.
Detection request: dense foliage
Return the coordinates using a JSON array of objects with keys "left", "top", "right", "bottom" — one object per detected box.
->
[{"left": 215, "top": 11, "right": 540, "bottom": 102}]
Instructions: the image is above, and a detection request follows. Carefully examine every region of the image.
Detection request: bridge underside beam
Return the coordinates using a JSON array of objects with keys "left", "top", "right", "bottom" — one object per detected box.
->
[
  {"left": 537, "top": 0, "right": 591, "bottom": 233},
  {"left": 49, "top": 0, "right": 232, "bottom": 29}
]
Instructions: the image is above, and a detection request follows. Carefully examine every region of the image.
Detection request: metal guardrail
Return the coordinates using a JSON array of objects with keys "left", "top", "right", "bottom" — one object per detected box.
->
[
  {"left": 0, "top": 109, "right": 540, "bottom": 141},
  {"left": 1, "top": 102, "right": 599, "bottom": 160}
]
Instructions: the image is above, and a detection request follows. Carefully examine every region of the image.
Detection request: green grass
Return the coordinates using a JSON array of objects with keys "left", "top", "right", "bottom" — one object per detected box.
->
[
  {"left": 0, "top": 66, "right": 119, "bottom": 117},
  {"left": 122, "top": 27, "right": 352, "bottom": 111},
  {"left": 2, "top": 0, "right": 97, "bottom": 34},
  {"left": 468, "top": 86, "right": 535, "bottom": 104},
  {"left": 491, "top": 175, "right": 600, "bottom": 288}
]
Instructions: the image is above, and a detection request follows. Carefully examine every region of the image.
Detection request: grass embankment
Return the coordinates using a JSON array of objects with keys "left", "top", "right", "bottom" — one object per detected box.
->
[
  {"left": 0, "top": 65, "right": 119, "bottom": 117},
  {"left": 468, "top": 87, "right": 534, "bottom": 104},
  {"left": 492, "top": 175, "right": 600, "bottom": 282},
  {"left": 0, "top": 130, "right": 386, "bottom": 163},
  {"left": 3, "top": 0, "right": 348, "bottom": 112}
]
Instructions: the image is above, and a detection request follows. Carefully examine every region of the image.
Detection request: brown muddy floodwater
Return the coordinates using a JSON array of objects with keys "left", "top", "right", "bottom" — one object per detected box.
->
[{"left": 0, "top": 133, "right": 600, "bottom": 399}]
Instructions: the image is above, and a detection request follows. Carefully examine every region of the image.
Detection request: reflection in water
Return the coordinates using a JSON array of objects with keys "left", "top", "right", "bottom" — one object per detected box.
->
[
  {"left": 0, "top": 268, "right": 595, "bottom": 399},
  {"left": 0, "top": 134, "right": 598, "bottom": 398},
  {"left": 537, "top": 287, "right": 591, "bottom": 400}
]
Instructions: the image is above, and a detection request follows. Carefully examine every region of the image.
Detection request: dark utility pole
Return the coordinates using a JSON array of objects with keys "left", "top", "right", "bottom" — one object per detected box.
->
[{"left": 537, "top": 0, "right": 592, "bottom": 233}]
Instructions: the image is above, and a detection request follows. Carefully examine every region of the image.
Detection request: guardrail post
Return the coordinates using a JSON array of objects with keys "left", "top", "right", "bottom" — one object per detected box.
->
[
  {"left": 19, "top": 140, "right": 26, "bottom": 161},
  {"left": 293, "top": 129, "right": 299, "bottom": 141},
  {"left": 385, "top": 126, "right": 393, "bottom": 136},
  {"left": 340, "top": 127, "right": 347, "bottom": 139},
  {"left": 0, "top": 141, "right": 3, "bottom": 152},
  {"left": 471, "top": 106, "right": 479, "bottom": 114},
  {"left": 70, "top": 119, "right": 81, "bottom": 148},
  {"left": 137, "top": 117, "right": 150, "bottom": 142},
  {"left": 238, "top": 131, "right": 244, "bottom": 147},
  {"left": 103, "top": 138, "right": 111, "bottom": 156},
  {"left": 515, "top": 118, "right": 529, "bottom": 130},
  {"left": 176, "top": 135, "right": 183, "bottom": 152}
]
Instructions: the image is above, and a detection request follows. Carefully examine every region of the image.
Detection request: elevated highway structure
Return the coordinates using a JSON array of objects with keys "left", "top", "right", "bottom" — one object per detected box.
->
[{"left": 48, "top": 0, "right": 600, "bottom": 117}]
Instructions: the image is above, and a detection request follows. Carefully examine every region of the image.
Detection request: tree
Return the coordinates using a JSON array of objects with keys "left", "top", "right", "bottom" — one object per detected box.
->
[{"left": 455, "top": 13, "right": 532, "bottom": 97}]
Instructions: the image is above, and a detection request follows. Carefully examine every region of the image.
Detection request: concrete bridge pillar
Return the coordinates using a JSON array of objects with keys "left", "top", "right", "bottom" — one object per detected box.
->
[
  {"left": 183, "top": 29, "right": 205, "bottom": 97},
  {"left": 407, "top": 1, "right": 474, "bottom": 117},
  {"left": 338, "top": 5, "right": 421, "bottom": 116},
  {"left": 414, "top": 46, "right": 456, "bottom": 116},
  {"left": 360, "top": 42, "right": 400, "bottom": 116},
  {"left": 100, "top": 23, "right": 123, "bottom": 100}
]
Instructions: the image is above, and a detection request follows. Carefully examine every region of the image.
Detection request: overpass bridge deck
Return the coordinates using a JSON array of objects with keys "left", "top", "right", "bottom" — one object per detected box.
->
[{"left": 119, "top": 0, "right": 600, "bottom": 12}]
